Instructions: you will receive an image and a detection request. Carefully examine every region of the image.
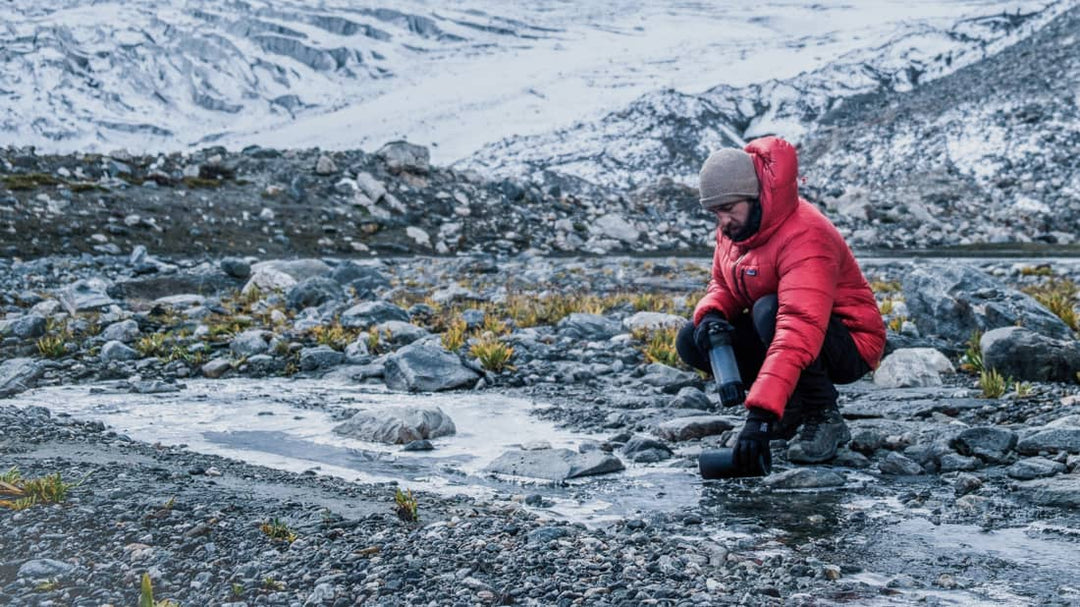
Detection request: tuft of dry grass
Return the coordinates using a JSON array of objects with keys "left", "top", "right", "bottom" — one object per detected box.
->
[
  {"left": 470, "top": 335, "right": 514, "bottom": 372},
  {"left": 1022, "top": 279, "right": 1077, "bottom": 332}
]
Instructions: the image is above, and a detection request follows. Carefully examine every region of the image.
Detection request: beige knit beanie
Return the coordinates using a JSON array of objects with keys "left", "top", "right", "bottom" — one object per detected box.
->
[{"left": 698, "top": 148, "right": 759, "bottom": 210}]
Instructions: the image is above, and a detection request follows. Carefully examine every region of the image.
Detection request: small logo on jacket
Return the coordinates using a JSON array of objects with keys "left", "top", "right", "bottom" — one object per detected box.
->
[{"left": 746, "top": 269, "right": 758, "bottom": 276}]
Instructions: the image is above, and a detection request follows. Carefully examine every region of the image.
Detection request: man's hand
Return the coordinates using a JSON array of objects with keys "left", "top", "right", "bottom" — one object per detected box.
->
[
  {"left": 694, "top": 312, "right": 732, "bottom": 354},
  {"left": 735, "top": 408, "right": 777, "bottom": 475}
]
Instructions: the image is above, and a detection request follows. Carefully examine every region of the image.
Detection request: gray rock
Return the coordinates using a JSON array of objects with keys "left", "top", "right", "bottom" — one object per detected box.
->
[
  {"left": 377, "top": 141, "right": 430, "bottom": 174},
  {"left": 251, "top": 259, "right": 332, "bottom": 281},
  {"left": 129, "top": 380, "right": 182, "bottom": 394},
  {"left": 330, "top": 262, "right": 390, "bottom": 293},
  {"left": 622, "top": 312, "right": 685, "bottom": 332},
  {"left": 954, "top": 473, "right": 982, "bottom": 497},
  {"left": 641, "top": 363, "right": 699, "bottom": 393},
  {"left": 343, "top": 339, "right": 370, "bottom": 363},
  {"left": 402, "top": 439, "right": 434, "bottom": 451},
  {"left": 18, "top": 558, "right": 75, "bottom": 579},
  {"left": 902, "top": 264, "right": 1073, "bottom": 342},
  {"left": 100, "top": 340, "right": 139, "bottom": 362},
  {"left": 315, "top": 154, "right": 337, "bottom": 175},
  {"left": 305, "top": 581, "right": 335, "bottom": 606},
  {"left": 849, "top": 428, "right": 886, "bottom": 454},
  {"left": 300, "top": 346, "right": 345, "bottom": 371},
  {"left": 154, "top": 294, "right": 205, "bottom": 309},
  {"left": 832, "top": 448, "right": 871, "bottom": 468},
  {"left": 220, "top": 257, "right": 251, "bottom": 279},
  {"left": 0, "top": 358, "right": 43, "bottom": 398},
  {"left": 201, "top": 359, "right": 233, "bottom": 379},
  {"left": 980, "top": 326, "right": 1080, "bottom": 383},
  {"left": 1016, "top": 428, "right": 1080, "bottom": 455},
  {"left": 938, "top": 453, "right": 980, "bottom": 472},
  {"left": 353, "top": 172, "right": 387, "bottom": 203},
  {"left": 461, "top": 308, "right": 485, "bottom": 329},
  {"left": 669, "top": 386, "right": 712, "bottom": 410},
  {"left": 383, "top": 342, "right": 479, "bottom": 392},
  {"left": 762, "top": 468, "right": 846, "bottom": 489},
  {"left": 526, "top": 526, "right": 570, "bottom": 544},
  {"left": 556, "top": 313, "right": 623, "bottom": 340},
  {"left": 100, "top": 319, "right": 141, "bottom": 343},
  {"left": 1007, "top": 457, "right": 1066, "bottom": 480},
  {"left": 110, "top": 270, "right": 239, "bottom": 301},
  {"left": 230, "top": 330, "right": 274, "bottom": 357},
  {"left": 878, "top": 451, "right": 923, "bottom": 475},
  {"left": 873, "top": 348, "right": 954, "bottom": 388},
  {"left": 374, "top": 320, "right": 429, "bottom": 346},
  {"left": 622, "top": 437, "right": 673, "bottom": 463},
  {"left": 341, "top": 301, "right": 410, "bottom": 329},
  {"left": 1021, "top": 475, "right": 1080, "bottom": 508},
  {"left": 333, "top": 407, "right": 455, "bottom": 444},
  {"left": 595, "top": 214, "right": 640, "bottom": 243},
  {"left": 62, "top": 278, "right": 114, "bottom": 312},
  {"left": 655, "top": 416, "right": 734, "bottom": 442},
  {"left": 485, "top": 448, "right": 625, "bottom": 481},
  {"left": 951, "top": 427, "right": 1017, "bottom": 463},
  {"left": 286, "top": 276, "right": 344, "bottom": 311},
  {"left": 0, "top": 314, "right": 46, "bottom": 340}
]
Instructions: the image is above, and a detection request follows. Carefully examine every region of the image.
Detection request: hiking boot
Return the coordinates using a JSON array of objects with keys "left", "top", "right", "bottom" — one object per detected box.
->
[{"left": 787, "top": 405, "right": 851, "bottom": 464}]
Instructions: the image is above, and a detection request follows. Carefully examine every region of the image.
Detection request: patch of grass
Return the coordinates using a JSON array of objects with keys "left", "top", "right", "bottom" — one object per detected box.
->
[
  {"left": 36, "top": 334, "right": 67, "bottom": 358},
  {"left": 309, "top": 322, "right": 357, "bottom": 351},
  {"left": 1019, "top": 264, "right": 1053, "bottom": 277},
  {"left": 878, "top": 298, "right": 895, "bottom": 315},
  {"left": 1021, "top": 279, "right": 1078, "bottom": 331},
  {"left": 979, "top": 368, "right": 1007, "bottom": 399},
  {"left": 470, "top": 335, "right": 514, "bottom": 372},
  {"left": 0, "top": 469, "right": 79, "bottom": 510},
  {"left": 135, "top": 333, "right": 168, "bottom": 358},
  {"left": 1013, "top": 380, "right": 1033, "bottom": 398},
  {"left": 140, "top": 572, "right": 179, "bottom": 607},
  {"left": 68, "top": 181, "right": 107, "bottom": 193},
  {"left": 633, "top": 325, "right": 683, "bottom": 368},
  {"left": 262, "top": 576, "right": 285, "bottom": 592},
  {"left": 166, "top": 344, "right": 206, "bottom": 366},
  {"left": 441, "top": 317, "right": 467, "bottom": 351},
  {"left": 181, "top": 176, "right": 225, "bottom": 189},
  {"left": 887, "top": 315, "right": 906, "bottom": 333},
  {"left": 959, "top": 330, "right": 984, "bottom": 374},
  {"left": 1, "top": 172, "right": 61, "bottom": 190},
  {"left": 34, "top": 579, "right": 59, "bottom": 592},
  {"left": 231, "top": 583, "right": 245, "bottom": 597},
  {"left": 869, "top": 280, "right": 902, "bottom": 294},
  {"left": 259, "top": 518, "right": 297, "bottom": 543},
  {"left": 394, "top": 488, "right": 419, "bottom": 523}
]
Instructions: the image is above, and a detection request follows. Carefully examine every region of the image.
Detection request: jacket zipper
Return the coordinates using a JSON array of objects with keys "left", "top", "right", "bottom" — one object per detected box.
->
[{"left": 731, "top": 251, "right": 750, "bottom": 303}]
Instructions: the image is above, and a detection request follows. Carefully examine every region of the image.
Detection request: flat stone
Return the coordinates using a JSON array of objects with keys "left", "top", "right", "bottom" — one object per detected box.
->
[
  {"left": 485, "top": 448, "right": 625, "bottom": 481},
  {"left": 623, "top": 312, "right": 685, "bottom": 332},
  {"left": 333, "top": 407, "right": 455, "bottom": 444},
  {"left": 1020, "top": 475, "right": 1080, "bottom": 508},
  {"left": 622, "top": 437, "right": 673, "bottom": 463},
  {"left": 100, "top": 340, "right": 139, "bottom": 362},
  {"left": 938, "top": 453, "right": 980, "bottom": 472},
  {"left": 18, "top": 558, "right": 75, "bottom": 579},
  {"left": 557, "top": 313, "right": 623, "bottom": 340},
  {"left": 655, "top": 416, "right": 734, "bottom": 442},
  {"left": 640, "top": 363, "right": 699, "bottom": 393},
  {"left": 0, "top": 358, "right": 43, "bottom": 398},
  {"left": 62, "top": 278, "right": 115, "bottom": 311},
  {"left": 383, "top": 342, "right": 479, "bottom": 392},
  {"left": 341, "top": 301, "right": 410, "bottom": 329},
  {"left": 878, "top": 451, "right": 923, "bottom": 475},
  {"left": 201, "top": 359, "right": 233, "bottom": 379},
  {"left": 299, "top": 346, "right": 345, "bottom": 371},
  {"left": 1007, "top": 457, "right": 1066, "bottom": 480},
  {"left": 951, "top": 427, "right": 1017, "bottom": 463},
  {"left": 762, "top": 468, "right": 846, "bottom": 489},
  {"left": 230, "top": 330, "right": 273, "bottom": 357},
  {"left": 1017, "top": 428, "right": 1080, "bottom": 455}
]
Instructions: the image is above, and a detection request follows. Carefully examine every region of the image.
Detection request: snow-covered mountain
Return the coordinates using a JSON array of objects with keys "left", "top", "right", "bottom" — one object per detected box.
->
[{"left": 1, "top": 0, "right": 1068, "bottom": 177}]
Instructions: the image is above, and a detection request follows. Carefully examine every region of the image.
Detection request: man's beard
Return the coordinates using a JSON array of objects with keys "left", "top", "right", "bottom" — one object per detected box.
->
[{"left": 726, "top": 201, "right": 762, "bottom": 242}]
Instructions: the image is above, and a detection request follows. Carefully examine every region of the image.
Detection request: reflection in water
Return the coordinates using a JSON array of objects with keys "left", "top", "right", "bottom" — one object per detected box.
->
[{"left": 699, "top": 482, "right": 845, "bottom": 543}]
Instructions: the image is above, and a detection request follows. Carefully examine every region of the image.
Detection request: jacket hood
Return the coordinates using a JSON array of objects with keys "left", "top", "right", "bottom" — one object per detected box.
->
[{"left": 734, "top": 137, "right": 800, "bottom": 249}]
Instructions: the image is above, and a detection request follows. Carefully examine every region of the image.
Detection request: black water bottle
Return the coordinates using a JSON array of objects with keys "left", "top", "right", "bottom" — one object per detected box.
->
[
  {"left": 698, "top": 448, "right": 771, "bottom": 479},
  {"left": 707, "top": 323, "right": 745, "bottom": 407}
]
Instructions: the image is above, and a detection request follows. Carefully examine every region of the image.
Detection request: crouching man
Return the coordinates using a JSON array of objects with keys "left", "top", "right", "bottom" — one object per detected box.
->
[{"left": 677, "top": 137, "right": 886, "bottom": 471}]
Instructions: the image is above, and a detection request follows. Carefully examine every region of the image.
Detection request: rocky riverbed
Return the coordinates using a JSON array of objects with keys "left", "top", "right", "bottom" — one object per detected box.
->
[{"left": 2, "top": 249, "right": 1080, "bottom": 605}]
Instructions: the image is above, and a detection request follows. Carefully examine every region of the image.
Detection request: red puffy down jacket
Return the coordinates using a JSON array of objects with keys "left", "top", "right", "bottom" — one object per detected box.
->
[{"left": 692, "top": 137, "right": 885, "bottom": 418}]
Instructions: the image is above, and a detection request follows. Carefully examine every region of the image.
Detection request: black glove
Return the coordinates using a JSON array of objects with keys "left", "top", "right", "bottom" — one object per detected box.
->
[
  {"left": 735, "top": 408, "right": 777, "bottom": 475},
  {"left": 693, "top": 312, "right": 732, "bottom": 355}
]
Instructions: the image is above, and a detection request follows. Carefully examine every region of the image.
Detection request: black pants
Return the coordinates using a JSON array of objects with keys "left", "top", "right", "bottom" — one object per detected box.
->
[{"left": 676, "top": 295, "right": 870, "bottom": 414}]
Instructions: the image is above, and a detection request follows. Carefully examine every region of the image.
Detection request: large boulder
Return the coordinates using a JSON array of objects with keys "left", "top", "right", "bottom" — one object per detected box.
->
[
  {"left": 655, "top": 416, "right": 734, "bottom": 441},
  {"left": 0, "top": 358, "right": 43, "bottom": 398},
  {"left": 341, "top": 301, "right": 410, "bottom": 329},
  {"left": 557, "top": 313, "right": 623, "bottom": 340},
  {"left": 333, "top": 407, "right": 455, "bottom": 444},
  {"left": 485, "top": 448, "right": 624, "bottom": 481},
  {"left": 902, "top": 264, "right": 1073, "bottom": 343},
  {"left": 377, "top": 141, "right": 430, "bottom": 174},
  {"left": 383, "top": 342, "right": 479, "bottom": 392},
  {"left": 980, "top": 327, "right": 1080, "bottom": 382},
  {"left": 873, "top": 348, "right": 954, "bottom": 388},
  {"left": 950, "top": 427, "right": 1017, "bottom": 464},
  {"left": 286, "top": 276, "right": 344, "bottom": 311},
  {"left": 0, "top": 314, "right": 47, "bottom": 340}
]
